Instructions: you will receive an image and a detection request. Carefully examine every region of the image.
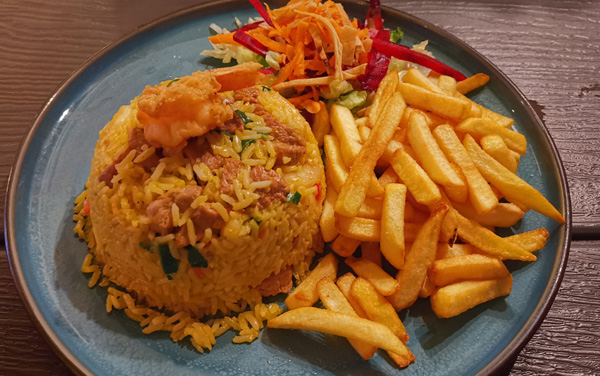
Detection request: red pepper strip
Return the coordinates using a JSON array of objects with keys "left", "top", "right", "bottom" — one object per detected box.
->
[
  {"left": 358, "top": 46, "right": 390, "bottom": 92},
  {"left": 314, "top": 182, "right": 322, "bottom": 201},
  {"left": 369, "top": 0, "right": 384, "bottom": 31},
  {"left": 248, "top": 0, "right": 274, "bottom": 28},
  {"left": 372, "top": 39, "right": 467, "bottom": 81},
  {"left": 193, "top": 267, "right": 206, "bottom": 278},
  {"left": 233, "top": 22, "right": 268, "bottom": 57},
  {"left": 82, "top": 198, "right": 90, "bottom": 216},
  {"left": 259, "top": 67, "right": 277, "bottom": 74}
]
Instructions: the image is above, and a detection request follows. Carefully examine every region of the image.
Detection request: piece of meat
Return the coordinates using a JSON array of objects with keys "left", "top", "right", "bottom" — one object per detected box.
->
[
  {"left": 183, "top": 137, "right": 224, "bottom": 171},
  {"left": 146, "top": 186, "right": 203, "bottom": 236},
  {"left": 233, "top": 86, "right": 261, "bottom": 104},
  {"left": 261, "top": 112, "right": 306, "bottom": 166},
  {"left": 137, "top": 71, "right": 234, "bottom": 150},
  {"left": 98, "top": 126, "right": 161, "bottom": 188},
  {"left": 220, "top": 158, "right": 243, "bottom": 196},
  {"left": 250, "top": 165, "right": 290, "bottom": 209},
  {"left": 256, "top": 267, "right": 293, "bottom": 297},
  {"left": 174, "top": 204, "right": 225, "bottom": 248},
  {"left": 273, "top": 142, "right": 305, "bottom": 166},
  {"left": 218, "top": 111, "right": 245, "bottom": 133},
  {"left": 146, "top": 194, "right": 174, "bottom": 236}
]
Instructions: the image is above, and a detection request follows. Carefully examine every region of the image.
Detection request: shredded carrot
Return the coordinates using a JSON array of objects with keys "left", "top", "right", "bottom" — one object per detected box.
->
[{"left": 208, "top": 32, "right": 239, "bottom": 46}]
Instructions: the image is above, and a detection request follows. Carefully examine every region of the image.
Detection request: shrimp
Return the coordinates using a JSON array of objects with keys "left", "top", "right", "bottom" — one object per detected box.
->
[{"left": 136, "top": 71, "right": 233, "bottom": 150}]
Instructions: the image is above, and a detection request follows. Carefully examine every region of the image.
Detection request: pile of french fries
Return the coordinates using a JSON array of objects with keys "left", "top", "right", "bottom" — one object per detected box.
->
[{"left": 268, "top": 69, "right": 565, "bottom": 368}]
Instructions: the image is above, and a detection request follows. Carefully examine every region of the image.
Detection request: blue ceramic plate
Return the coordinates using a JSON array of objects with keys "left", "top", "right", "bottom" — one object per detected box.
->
[{"left": 6, "top": 1, "right": 570, "bottom": 375}]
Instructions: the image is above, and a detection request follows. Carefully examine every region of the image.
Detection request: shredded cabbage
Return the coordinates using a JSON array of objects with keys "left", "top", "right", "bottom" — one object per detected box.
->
[{"left": 338, "top": 90, "right": 368, "bottom": 110}]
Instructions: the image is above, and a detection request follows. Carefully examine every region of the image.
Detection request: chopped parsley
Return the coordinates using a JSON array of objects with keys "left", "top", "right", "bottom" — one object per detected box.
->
[
  {"left": 250, "top": 217, "right": 262, "bottom": 225},
  {"left": 222, "top": 130, "right": 233, "bottom": 137},
  {"left": 185, "top": 245, "right": 208, "bottom": 268},
  {"left": 262, "top": 86, "right": 272, "bottom": 92},
  {"left": 158, "top": 244, "right": 178, "bottom": 277},
  {"left": 390, "top": 27, "right": 404, "bottom": 43},
  {"left": 166, "top": 78, "right": 180, "bottom": 87},
  {"left": 241, "top": 139, "right": 256, "bottom": 152},
  {"left": 234, "top": 109, "right": 251, "bottom": 125},
  {"left": 286, "top": 191, "right": 302, "bottom": 204}
]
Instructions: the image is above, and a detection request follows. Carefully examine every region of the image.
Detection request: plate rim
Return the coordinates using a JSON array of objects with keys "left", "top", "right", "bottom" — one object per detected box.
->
[{"left": 4, "top": 1, "right": 572, "bottom": 375}]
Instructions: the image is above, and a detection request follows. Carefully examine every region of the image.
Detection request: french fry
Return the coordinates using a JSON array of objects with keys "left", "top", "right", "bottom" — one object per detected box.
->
[
  {"left": 330, "top": 104, "right": 363, "bottom": 166},
  {"left": 430, "top": 275, "right": 513, "bottom": 319},
  {"left": 330, "top": 234, "right": 361, "bottom": 257},
  {"left": 419, "top": 275, "right": 436, "bottom": 298},
  {"left": 433, "top": 124, "right": 498, "bottom": 215},
  {"left": 436, "top": 243, "right": 477, "bottom": 259},
  {"left": 323, "top": 135, "right": 382, "bottom": 197},
  {"left": 336, "top": 91, "right": 405, "bottom": 216},
  {"left": 405, "top": 202, "right": 429, "bottom": 223},
  {"left": 311, "top": 101, "right": 330, "bottom": 147},
  {"left": 368, "top": 69, "right": 400, "bottom": 127},
  {"left": 361, "top": 242, "right": 382, "bottom": 266},
  {"left": 463, "top": 134, "right": 565, "bottom": 223},
  {"left": 345, "top": 257, "right": 399, "bottom": 296},
  {"left": 404, "top": 223, "right": 423, "bottom": 243},
  {"left": 403, "top": 67, "right": 444, "bottom": 93},
  {"left": 453, "top": 209, "right": 536, "bottom": 261},
  {"left": 357, "top": 197, "right": 384, "bottom": 220},
  {"left": 350, "top": 277, "right": 409, "bottom": 342},
  {"left": 337, "top": 215, "right": 380, "bottom": 242},
  {"left": 456, "top": 73, "right": 489, "bottom": 94},
  {"left": 285, "top": 253, "right": 338, "bottom": 309},
  {"left": 407, "top": 111, "right": 466, "bottom": 188},
  {"left": 381, "top": 184, "right": 407, "bottom": 269},
  {"left": 454, "top": 92, "right": 513, "bottom": 128},
  {"left": 456, "top": 117, "right": 527, "bottom": 155},
  {"left": 267, "top": 307, "right": 414, "bottom": 364},
  {"left": 480, "top": 134, "right": 519, "bottom": 173},
  {"left": 336, "top": 273, "right": 369, "bottom": 318},
  {"left": 452, "top": 200, "right": 524, "bottom": 228},
  {"left": 437, "top": 75, "right": 457, "bottom": 96},
  {"left": 388, "top": 203, "right": 449, "bottom": 311},
  {"left": 397, "top": 83, "right": 472, "bottom": 122},
  {"left": 391, "top": 148, "right": 441, "bottom": 206},
  {"left": 317, "top": 277, "right": 377, "bottom": 360},
  {"left": 443, "top": 163, "right": 469, "bottom": 204},
  {"left": 320, "top": 177, "right": 339, "bottom": 242},
  {"left": 430, "top": 254, "right": 510, "bottom": 287},
  {"left": 505, "top": 228, "right": 550, "bottom": 253}
]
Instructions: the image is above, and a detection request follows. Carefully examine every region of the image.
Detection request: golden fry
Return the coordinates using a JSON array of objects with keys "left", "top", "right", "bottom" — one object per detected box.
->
[
  {"left": 350, "top": 277, "right": 409, "bottom": 342},
  {"left": 433, "top": 124, "right": 498, "bottom": 214},
  {"left": 285, "top": 253, "right": 338, "bottom": 309},
  {"left": 453, "top": 209, "right": 536, "bottom": 261},
  {"left": 505, "top": 228, "right": 550, "bottom": 253},
  {"left": 464, "top": 134, "right": 565, "bottom": 223},
  {"left": 391, "top": 148, "right": 441, "bottom": 206},
  {"left": 330, "top": 104, "right": 363, "bottom": 165},
  {"left": 430, "top": 275, "right": 512, "bottom": 319},
  {"left": 388, "top": 203, "right": 449, "bottom": 311},
  {"left": 407, "top": 111, "right": 466, "bottom": 188},
  {"left": 381, "top": 183, "right": 407, "bottom": 269},
  {"left": 452, "top": 201, "right": 524, "bottom": 228},
  {"left": 317, "top": 277, "right": 377, "bottom": 360},
  {"left": 403, "top": 68, "right": 444, "bottom": 94},
  {"left": 267, "top": 307, "right": 414, "bottom": 363},
  {"left": 480, "top": 134, "right": 519, "bottom": 173},
  {"left": 330, "top": 234, "right": 361, "bottom": 257},
  {"left": 336, "top": 91, "right": 405, "bottom": 216},
  {"left": 456, "top": 117, "right": 527, "bottom": 155},
  {"left": 311, "top": 101, "right": 330, "bottom": 147},
  {"left": 320, "top": 177, "right": 339, "bottom": 242},
  {"left": 430, "top": 254, "right": 510, "bottom": 287},
  {"left": 455, "top": 73, "right": 489, "bottom": 94},
  {"left": 337, "top": 215, "right": 380, "bottom": 242},
  {"left": 336, "top": 273, "right": 368, "bottom": 318},
  {"left": 397, "top": 82, "right": 472, "bottom": 122},
  {"left": 345, "top": 257, "right": 399, "bottom": 296}
]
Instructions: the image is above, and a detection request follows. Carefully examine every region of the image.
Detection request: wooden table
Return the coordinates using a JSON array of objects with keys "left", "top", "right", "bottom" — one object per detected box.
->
[{"left": 1, "top": 0, "right": 598, "bottom": 374}]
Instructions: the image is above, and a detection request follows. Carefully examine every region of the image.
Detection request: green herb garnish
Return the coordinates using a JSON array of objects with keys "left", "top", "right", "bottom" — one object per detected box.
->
[
  {"left": 159, "top": 244, "right": 178, "bottom": 277},
  {"left": 262, "top": 86, "right": 272, "bottom": 92},
  {"left": 390, "top": 27, "right": 404, "bottom": 43},
  {"left": 241, "top": 139, "right": 256, "bottom": 152},
  {"left": 234, "top": 109, "right": 251, "bottom": 125},
  {"left": 185, "top": 245, "right": 208, "bottom": 268},
  {"left": 250, "top": 217, "right": 262, "bottom": 225},
  {"left": 222, "top": 130, "right": 233, "bottom": 137},
  {"left": 286, "top": 191, "right": 302, "bottom": 204},
  {"left": 166, "top": 78, "right": 180, "bottom": 87}
]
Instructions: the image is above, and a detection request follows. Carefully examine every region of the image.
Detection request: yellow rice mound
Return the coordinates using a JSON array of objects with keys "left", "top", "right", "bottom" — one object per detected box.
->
[{"left": 74, "top": 82, "right": 325, "bottom": 351}]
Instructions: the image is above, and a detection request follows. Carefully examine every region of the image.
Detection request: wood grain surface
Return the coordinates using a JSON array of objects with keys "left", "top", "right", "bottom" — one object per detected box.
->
[{"left": 1, "top": 0, "right": 599, "bottom": 374}]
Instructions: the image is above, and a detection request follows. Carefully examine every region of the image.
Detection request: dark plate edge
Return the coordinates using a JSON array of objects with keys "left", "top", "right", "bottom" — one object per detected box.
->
[{"left": 4, "top": 1, "right": 571, "bottom": 376}]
